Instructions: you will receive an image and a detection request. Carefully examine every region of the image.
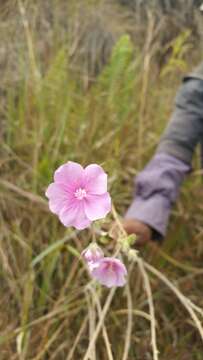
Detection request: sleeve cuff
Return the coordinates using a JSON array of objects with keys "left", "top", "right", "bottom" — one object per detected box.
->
[{"left": 124, "top": 194, "right": 172, "bottom": 240}]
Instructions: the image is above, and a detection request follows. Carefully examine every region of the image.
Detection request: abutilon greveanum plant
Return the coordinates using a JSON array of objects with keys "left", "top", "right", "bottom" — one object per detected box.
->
[{"left": 46, "top": 161, "right": 128, "bottom": 287}]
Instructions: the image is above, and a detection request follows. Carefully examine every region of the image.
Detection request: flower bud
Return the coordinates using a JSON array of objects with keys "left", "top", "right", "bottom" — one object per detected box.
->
[
  {"left": 81, "top": 243, "right": 104, "bottom": 264},
  {"left": 127, "top": 249, "right": 138, "bottom": 262}
]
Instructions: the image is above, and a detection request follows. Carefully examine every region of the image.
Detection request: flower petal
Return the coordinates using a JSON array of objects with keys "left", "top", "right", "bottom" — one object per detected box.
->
[
  {"left": 116, "top": 275, "right": 126, "bottom": 287},
  {"left": 93, "top": 266, "right": 118, "bottom": 287},
  {"left": 111, "top": 258, "right": 128, "bottom": 276},
  {"left": 49, "top": 198, "right": 65, "bottom": 214},
  {"left": 45, "top": 183, "right": 67, "bottom": 199},
  {"left": 59, "top": 202, "right": 91, "bottom": 230},
  {"left": 54, "top": 161, "right": 84, "bottom": 190},
  {"left": 84, "top": 164, "right": 107, "bottom": 195},
  {"left": 72, "top": 212, "right": 91, "bottom": 230},
  {"left": 90, "top": 257, "right": 127, "bottom": 287},
  {"left": 84, "top": 193, "right": 111, "bottom": 221},
  {"left": 46, "top": 183, "right": 74, "bottom": 215}
]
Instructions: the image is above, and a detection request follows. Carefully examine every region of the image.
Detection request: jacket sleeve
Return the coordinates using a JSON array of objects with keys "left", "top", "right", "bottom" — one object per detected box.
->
[
  {"left": 125, "top": 153, "right": 190, "bottom": 239},
  {"left": 157, "top": 78, "right": 203, "bottom": 163},
  {"left": 125, "top": 77, "right": 203, "bottom": 240}
]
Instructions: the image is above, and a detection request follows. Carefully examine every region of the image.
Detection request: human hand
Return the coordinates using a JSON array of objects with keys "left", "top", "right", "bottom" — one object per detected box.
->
[{"left": 109, "top": 218, "right": 152, "bottom": 247}]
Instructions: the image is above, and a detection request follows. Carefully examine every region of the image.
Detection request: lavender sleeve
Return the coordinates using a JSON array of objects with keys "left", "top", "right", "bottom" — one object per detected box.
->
[{"left": 125, "top": 153, "right": 191, "bottom": 239}]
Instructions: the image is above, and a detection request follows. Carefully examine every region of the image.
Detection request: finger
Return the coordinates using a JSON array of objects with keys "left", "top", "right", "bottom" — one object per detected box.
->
[{"left": 133, "top": 234, "right": 151, "bottom": 247}]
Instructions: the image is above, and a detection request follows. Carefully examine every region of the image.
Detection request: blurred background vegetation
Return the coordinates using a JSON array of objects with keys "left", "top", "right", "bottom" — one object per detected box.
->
[{"left": 1, "top": 0, "right": 203, "bottom": 359}]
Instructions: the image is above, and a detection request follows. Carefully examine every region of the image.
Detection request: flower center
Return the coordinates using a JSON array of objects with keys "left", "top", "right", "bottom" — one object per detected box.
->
[{"left": 74, "top": 188, "right": 87, "bottom": 200}]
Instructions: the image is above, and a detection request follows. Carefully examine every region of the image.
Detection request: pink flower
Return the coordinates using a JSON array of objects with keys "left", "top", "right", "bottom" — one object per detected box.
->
[
  {"left": 45, "top": 161, "right": 111, "bottom": 230},
  {"left": 90, "top": 257, "right": 127, "bottom": 288},
  {"left": 82, "top": 243, "right": 104, "bottom": 263}
]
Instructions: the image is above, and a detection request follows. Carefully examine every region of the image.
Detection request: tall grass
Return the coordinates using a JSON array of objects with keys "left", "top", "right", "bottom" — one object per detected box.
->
[{"left": 1, "top": 1, "right": 203, "bottom": 359}]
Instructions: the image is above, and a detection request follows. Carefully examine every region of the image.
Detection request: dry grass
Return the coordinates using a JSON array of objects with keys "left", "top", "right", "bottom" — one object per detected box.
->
[{"left": 1, "top": 1, "right": 203, "bottom": 359}]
